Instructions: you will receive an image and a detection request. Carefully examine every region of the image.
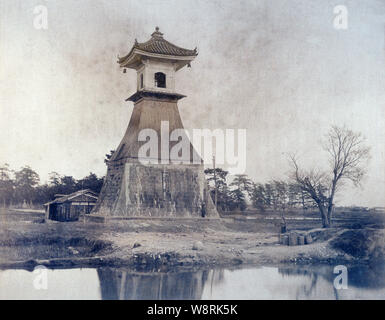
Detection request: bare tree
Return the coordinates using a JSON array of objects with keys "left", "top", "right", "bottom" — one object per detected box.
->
[{"left": 289, "top": 126, "right": 370, "bottom": 228}]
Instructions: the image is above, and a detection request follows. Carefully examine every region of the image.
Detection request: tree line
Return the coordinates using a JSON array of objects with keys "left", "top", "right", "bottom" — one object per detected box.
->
[
  {"left": 0, "top": 126, "right": 370, "bottom": 228},
  {"left": 204, "top": 170, "right": 314, "bottom": 213},
  {"left": 206, "top": 126, "right": 370, "bottom": 228},
  {"left": 0, "top": 164, "right": 104, "bottom": 208}
]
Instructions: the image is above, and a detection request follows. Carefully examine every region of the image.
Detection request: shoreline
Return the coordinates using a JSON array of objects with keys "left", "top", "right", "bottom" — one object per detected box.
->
[{"left": 0, "top": 210, "right": 384, "bottom": 272}]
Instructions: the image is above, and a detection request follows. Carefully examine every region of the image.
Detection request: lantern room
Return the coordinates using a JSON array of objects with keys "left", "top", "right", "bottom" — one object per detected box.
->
[{"left": 118, "top": 27, "right": 198, "bottom": 95}]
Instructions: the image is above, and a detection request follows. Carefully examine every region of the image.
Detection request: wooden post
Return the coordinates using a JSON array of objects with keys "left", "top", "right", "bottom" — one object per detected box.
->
[
  {"left": 213, "top": 156, "right": 218, "bottom": 210},
  {"left": 0, "top": 206, "right": 6, "bottom": 228},
  {"left": 289, "top": 233, "right": 298, "bottom": 246},
  {"left": 298, "top": 235, "right": 305, "bottom": 245},
  {"left": 281, "top": 235, "right": 289, "bottom": 245}
]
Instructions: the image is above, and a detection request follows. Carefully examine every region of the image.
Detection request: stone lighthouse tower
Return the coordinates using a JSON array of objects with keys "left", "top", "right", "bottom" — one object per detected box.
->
[{"left": 93, "top": 27, "right": 217, "bottom": 218}]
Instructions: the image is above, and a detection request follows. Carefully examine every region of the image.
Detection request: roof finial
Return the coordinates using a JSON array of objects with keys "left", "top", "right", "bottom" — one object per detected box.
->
[{"left": 151, "top": 26, "right": 163, "bottom": 38}]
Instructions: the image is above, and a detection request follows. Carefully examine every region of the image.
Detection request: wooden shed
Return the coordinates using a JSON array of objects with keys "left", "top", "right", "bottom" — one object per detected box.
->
[{"left": 44, "top": 189, "right": 98, "bottom": 222}]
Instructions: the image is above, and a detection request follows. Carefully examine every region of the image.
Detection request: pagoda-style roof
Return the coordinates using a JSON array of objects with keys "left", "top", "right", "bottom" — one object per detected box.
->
[{"left": 118, "top": 27, "right": 198, "bottom": 70}]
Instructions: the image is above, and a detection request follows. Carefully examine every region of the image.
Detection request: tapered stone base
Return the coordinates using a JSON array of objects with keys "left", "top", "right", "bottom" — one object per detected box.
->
[
  {"left": 92, "top": 93, "right": 218, "bottom": 219},
  {"left": 92, "top": 159, "right": 218, "bottom": 218}
]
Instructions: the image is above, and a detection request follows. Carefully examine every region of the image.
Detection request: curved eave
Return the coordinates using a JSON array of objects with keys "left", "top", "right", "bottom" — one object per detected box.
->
[
  {"left": 126, "top": 90, "right": 186, "bottom": 102},
  {"left": 118, "top": 48, "right": 197, "bottom": 70}
]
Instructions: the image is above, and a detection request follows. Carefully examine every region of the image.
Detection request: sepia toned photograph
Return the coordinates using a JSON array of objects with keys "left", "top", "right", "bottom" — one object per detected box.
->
[{"left": 0, "top": 0, "right": 384, "bottom": 304}]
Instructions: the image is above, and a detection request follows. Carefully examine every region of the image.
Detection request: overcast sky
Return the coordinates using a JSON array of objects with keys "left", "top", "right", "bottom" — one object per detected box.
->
[{"left": 0, "top": 0, "right": 384, "bottom": 207}]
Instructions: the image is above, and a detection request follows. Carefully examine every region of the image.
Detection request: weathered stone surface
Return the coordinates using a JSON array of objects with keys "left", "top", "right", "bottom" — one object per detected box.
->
[
  {"left": 68, "top": 246, "right": 79, "bottom": 255},
  {"left": 192, "top": 241, "right": 204, "bottom": 251},
  {"left": 94, "top": 161, "right": 216, "bottom": 218},
  {"left": 133, "top": 242, "right": 141, "bottom": 248},
  {"left": 92, "top": 97, "right": 218, "bottom": 219}
]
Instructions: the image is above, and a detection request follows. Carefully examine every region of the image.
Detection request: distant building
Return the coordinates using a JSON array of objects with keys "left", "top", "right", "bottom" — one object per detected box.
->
[{"left": 44, "top": 189, "right": 98, "bottom": 222}]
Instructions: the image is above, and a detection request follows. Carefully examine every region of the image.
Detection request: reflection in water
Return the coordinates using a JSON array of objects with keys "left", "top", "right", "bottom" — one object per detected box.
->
[
  {"left": 278, "top": 264, "right": 385, "bottom": 289},
  {"left": 279, "top": 268, "right": 320, "bottom": 299},
  {"left": 277, "top": 264, "right": 385, "bottom": 300},
  {"left": 97, "top": 265, "right": 385, "bottom": 300},
  {"left": 0, "top": 265, "right": 384, "bottom": 300},
  {"left": 97, "top": 268, "right": 224, "bottom": 300}
]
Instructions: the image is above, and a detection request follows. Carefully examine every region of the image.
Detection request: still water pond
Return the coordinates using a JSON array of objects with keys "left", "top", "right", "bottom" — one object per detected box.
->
[{"left": 0, "top": 265, "right": 384, "bottom": 300}]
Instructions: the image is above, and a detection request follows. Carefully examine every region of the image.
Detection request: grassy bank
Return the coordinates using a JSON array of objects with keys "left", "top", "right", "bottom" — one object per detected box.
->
[{"left": 0, "top": 208, "right": 384, "bottom": 271}]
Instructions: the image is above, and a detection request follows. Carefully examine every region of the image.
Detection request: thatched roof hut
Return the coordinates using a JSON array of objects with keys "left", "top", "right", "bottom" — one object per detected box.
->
[{"left": 44, "top": 189, "right": 98, "bottom": 222}]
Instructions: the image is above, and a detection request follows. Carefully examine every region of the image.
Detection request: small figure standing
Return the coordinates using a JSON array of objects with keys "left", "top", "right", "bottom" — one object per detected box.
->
[
  {"left": 201, "top": 203, "right": 206, "bottom": 218},
  {"left": 280, "top": 216, "right": 287, "bottom": 233}
]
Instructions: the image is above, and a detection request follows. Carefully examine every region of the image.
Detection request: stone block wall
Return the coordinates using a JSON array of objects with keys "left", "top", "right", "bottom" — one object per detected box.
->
[{"left": 93, "top": 160, "right": 218, "bottom": 218}]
